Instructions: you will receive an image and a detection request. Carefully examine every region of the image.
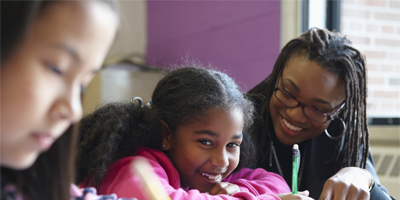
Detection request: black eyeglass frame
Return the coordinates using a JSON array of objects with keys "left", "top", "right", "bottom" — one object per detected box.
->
[{"left": 273, "top": 72, "right": 346, "bottom": 123}]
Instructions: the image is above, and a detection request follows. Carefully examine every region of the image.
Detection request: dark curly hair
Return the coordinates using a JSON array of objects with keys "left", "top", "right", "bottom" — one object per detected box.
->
[
  {"left": 248, "top": 27, "right": 368, "bottom": 172},
  {"left": 76, "top": 65, "right": 256, "bottom": 184}
]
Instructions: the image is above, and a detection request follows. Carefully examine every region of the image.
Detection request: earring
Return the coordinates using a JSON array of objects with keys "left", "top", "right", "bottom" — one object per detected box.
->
[
  {"left": 325, "top": 117, "right": 347, "bottom": 140},
  {"left": 162, "top": 144, "right": 166, "bottom": 148}
]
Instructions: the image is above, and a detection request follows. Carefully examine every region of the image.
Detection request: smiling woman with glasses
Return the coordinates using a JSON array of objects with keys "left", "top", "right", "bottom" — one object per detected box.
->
[
  {"left": 247, "top": 28, "right": 394, "bottom": 200},
  {"left": 274, "top": 86, "right": 346, "bottom": 123},
  {"left": 274, "top": 74, "right": 346, "bottom": 124},
  {"left": 274, "top": 71, "right": 347, "bottom": 140}
]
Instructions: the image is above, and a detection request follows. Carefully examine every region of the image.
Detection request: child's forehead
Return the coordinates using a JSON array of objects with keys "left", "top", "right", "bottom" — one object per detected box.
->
[
  {"left": 195, "top": 107, "right": 243, "bottom": 121},
  {"left": 176, "top": 108, "right": 244, "bottom": 134}
]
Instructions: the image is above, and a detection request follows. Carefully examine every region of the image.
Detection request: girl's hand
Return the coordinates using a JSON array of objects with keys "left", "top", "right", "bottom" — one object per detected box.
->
[
  {"left": 277, "top": 190, "right": 314, "bottom": 200},
  {"left": 319, "top": 167, "right": 371, "bottom": 200},
  {"left": 208, "top": 182, "right": 241, "bottom": 196}
]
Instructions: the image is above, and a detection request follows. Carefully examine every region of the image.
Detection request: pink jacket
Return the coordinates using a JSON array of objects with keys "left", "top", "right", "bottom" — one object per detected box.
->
[{"left": 82, "top": 147, "right": 290, "bottom": 200}]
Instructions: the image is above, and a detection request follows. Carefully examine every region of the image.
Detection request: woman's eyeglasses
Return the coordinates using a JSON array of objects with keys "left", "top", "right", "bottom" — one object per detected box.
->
[{"left": 274, "top": 75, "right": 345, "bottom": 123}]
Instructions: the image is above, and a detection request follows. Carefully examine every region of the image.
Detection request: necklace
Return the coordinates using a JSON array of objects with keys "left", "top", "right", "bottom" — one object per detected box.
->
[{"left": 269, "top": 140, "right": 307, "bottom": 189}]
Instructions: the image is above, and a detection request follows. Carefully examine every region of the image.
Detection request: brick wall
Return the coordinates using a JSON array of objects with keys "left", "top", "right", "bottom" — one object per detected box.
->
[{"left": 341, "top": 0, "right": 400, "bottom": 117}]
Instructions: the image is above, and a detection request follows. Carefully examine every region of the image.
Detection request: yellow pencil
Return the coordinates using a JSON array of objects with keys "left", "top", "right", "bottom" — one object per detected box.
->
[{"left": 130, "top": 157, "right": 172, "bottom": 200}]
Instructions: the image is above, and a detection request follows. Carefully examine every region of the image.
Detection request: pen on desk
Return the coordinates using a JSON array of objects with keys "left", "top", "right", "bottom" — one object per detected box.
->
[{"left": 292, "top": 144, "right": 300, "bottom": 194}]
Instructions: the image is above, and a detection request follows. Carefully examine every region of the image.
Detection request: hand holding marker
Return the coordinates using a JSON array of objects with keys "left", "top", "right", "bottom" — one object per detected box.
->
[{"left": 292, "top": 144, "right": 300, "bottom": 194}]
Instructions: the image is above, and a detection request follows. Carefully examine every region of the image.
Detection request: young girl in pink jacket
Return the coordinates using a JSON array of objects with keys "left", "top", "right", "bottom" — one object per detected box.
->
[{"left": 76, "top": 66, "right": 312, "bottom": 200}]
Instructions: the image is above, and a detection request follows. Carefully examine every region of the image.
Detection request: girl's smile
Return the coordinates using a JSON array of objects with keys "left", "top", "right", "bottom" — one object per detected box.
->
[
  {"left": 199, "top": 170, "right": 225, "bottom": 181},
  {"left": 163, "top": 107, "right": 244, "bottom": 193},
  {"left": 198, "top": 170, "right": 224, "bottom": 184}
]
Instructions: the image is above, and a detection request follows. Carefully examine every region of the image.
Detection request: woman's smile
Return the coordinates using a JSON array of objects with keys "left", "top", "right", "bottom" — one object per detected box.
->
[
  {"left": 282, "top": 118, "right": 303, "bottom": 132},
  {"left": 279, "top": 115, "right": 304, "bottom": 137},
  {"left": 270, "top": 55, "right": 345, "bottom": 145}
]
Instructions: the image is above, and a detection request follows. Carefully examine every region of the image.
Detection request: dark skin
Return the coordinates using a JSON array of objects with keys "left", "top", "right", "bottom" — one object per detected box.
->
[
  {"left": 161, "top": 108, "right": 243, "bottom": 194},
  {"left": 269, "top": 56, "right": 346, "bottom": 146},
  {"left": 269, "top": 56, "right": 371, "bottom": 200},
  {"left": 162, "top": 108, "right": 312, "bottom": 199}
]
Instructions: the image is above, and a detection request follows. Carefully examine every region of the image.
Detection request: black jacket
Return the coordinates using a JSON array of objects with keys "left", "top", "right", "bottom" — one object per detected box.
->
[{"left": 250, "top": 100, "right": 395, "bottom": 199}]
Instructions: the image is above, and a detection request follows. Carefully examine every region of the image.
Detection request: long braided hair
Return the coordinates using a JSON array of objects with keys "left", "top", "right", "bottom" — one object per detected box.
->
[
  {"left": 76, "top": 65, "right": 256, "bottom": 184},
  {"left": 248, "top": 28, "right": 368, "bottom": 171}
]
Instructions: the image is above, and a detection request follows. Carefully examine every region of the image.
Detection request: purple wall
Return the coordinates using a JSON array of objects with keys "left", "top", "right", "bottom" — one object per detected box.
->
[{"left": 147, "top": 1, "right": 280, "bottom": 91}]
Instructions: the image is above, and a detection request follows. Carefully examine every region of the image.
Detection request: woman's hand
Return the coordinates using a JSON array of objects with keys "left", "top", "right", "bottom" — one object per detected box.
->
[
  {"left": 277, "top": 190, "right": 314, "bottom": 200},
  {"left": 319, "top": 167, "right": 371, "bottom": 200},
  {"left": 208, "top": 182, "right": 241, "bottom": 195}
]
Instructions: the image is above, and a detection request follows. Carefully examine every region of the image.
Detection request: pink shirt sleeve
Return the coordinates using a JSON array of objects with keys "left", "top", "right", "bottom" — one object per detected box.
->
[
  {"left": 99, "top": 158, "right": 284, "bottom": 200},
  {"left": 96, "top": 148, "right": 287, "bottom": 200},
  {"left": 223, "top": 168, "right": 291, "bottom": 196}
]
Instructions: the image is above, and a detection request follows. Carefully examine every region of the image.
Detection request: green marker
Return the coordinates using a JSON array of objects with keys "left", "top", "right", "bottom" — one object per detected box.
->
[{"left": 292, "top": 144, "right": 300, "bottom": 194}]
